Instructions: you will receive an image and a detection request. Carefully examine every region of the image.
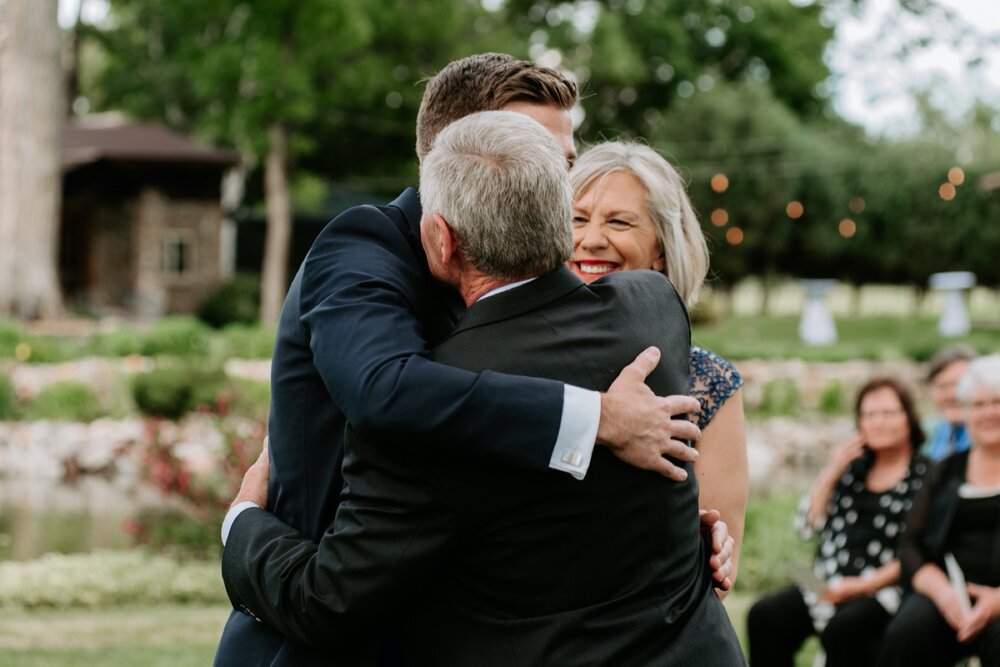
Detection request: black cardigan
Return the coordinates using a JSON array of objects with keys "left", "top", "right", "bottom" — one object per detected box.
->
[{"left": 898, "top": 450, "right": 1000, "bottom": 587}]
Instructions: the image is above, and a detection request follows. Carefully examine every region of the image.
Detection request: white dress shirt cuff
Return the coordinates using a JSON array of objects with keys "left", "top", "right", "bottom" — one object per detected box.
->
[
  {"left": 221, "top": 501, "right": 259, "bottom": 546},
  {"left": 548, "top": 385, "right": 600, "bottom": 480}
]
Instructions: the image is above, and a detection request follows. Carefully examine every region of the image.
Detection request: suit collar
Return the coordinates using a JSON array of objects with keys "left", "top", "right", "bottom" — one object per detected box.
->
[
  {"left": 387, "top": 187, "right": 465, "bottom": 328},
  {"left": 445, "top": 266, "right": 584, "bottom": 339},
  {"left": 387, "top": 187, "right": 422, "bottom": 237}
]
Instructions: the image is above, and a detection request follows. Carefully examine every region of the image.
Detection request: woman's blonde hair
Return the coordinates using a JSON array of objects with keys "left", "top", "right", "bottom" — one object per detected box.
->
[{"left": 570, "top": 142, "right": 708, "bottom": 306}]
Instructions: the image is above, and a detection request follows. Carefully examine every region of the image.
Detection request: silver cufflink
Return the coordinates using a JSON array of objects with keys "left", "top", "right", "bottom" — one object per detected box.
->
[{"left": 560, "top": 449, "right": 582, "bottom": 467}]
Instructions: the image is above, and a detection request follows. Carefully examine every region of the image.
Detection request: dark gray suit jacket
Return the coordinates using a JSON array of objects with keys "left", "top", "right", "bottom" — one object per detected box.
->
[{"left": 222, "top": 266, "right": 745, "bottom": 666}]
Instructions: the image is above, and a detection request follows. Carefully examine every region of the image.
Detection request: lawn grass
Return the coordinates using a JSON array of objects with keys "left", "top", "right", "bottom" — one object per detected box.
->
[
  {"left": 693, "top": 315, "right": 1000, "bottom": 361},
  {"left": 0, "top": 493, "right": 824, "bottom": 665},
  {"left": 0, "top": 604, "right": 229, "bottom": 666},
  {"left": 737, "top": 492, "right": 814, "bottom": 593},
  {"left": 0, "top": 598, "right": 824, "bottom": 666}
]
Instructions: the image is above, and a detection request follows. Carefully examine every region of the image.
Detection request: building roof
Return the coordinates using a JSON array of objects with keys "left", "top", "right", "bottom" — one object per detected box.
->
[{"left": 62, "top": 115, "right": 239, "bottom": 172}]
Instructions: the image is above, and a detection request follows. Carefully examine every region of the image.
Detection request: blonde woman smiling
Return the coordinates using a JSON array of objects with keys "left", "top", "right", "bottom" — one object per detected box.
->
[{"left": 569, "top": 141, "right": 748, "bottom": 588}]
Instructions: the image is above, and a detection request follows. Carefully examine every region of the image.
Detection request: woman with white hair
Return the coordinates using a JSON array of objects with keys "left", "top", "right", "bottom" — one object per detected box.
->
[
  {"left": 878, "top": 354, "right": 1000, "bottom": 666},
  {"left": 568, "top": 141, "right": 748, "bottom": 585}
]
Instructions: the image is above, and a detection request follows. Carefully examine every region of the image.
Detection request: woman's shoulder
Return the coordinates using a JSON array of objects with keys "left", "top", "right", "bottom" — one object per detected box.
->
[
  {"left": 928, "top": 449, "right": 971, "bottom": 486},
  {"left": 688, "top": 345, "right": 744, "bottom": 427},
  {"left": 689, "top": 346, "right": 743, "bottom": 395}
]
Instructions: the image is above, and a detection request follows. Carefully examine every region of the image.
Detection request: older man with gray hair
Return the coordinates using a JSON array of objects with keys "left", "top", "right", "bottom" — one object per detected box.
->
[
  {"left": 418, "top": 110, "right": 573, "bottom": 299},
  {"left": 222, "top": 111, "right": 744, "bottom": 665}
]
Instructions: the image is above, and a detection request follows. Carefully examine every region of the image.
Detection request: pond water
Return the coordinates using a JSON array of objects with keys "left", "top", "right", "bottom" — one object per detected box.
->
[{"left": 0, "top": 477, "right": 169, "bottom": 560}]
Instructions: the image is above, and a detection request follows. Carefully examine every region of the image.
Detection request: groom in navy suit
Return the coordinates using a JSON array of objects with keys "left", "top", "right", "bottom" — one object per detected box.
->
[{"left": 214, "top": 53, "right": 724, "bottom": 666}]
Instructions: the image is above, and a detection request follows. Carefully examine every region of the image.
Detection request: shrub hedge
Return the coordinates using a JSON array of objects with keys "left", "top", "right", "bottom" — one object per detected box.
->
[
  {"left": 197, "top": 274, "right": 261, "bottom": 328},
  {"left": 132, "top": 365, "right": 228, "bottom": 420},
  {"left": 0, "top": 551, "right": 225, "bottom": 609},
  {"left": 22, "top": 381, "right": 104, "bottom": 422},
  {"left": 0, "top": 373, "right": 17, "bottom": 419}
]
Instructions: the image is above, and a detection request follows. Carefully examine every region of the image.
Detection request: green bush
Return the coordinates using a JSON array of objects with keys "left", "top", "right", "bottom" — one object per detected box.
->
[
  {"left": 0, "top": 321, "right": 20, "bottom": 358},
  {"left": 217, "top": 323, "right": 275, "bottom": 359},
  {"left": 222, "top": 378, "right": 271, "bottom": 421},
  {"left": 132, "top": 368, "right": 187, "bottom": 419},
  {"left": 140, "top": 317, "right": 211, "bottom": 358},
  {"left": 22, "top": 382, "right": 104, "bottom": 422},
  {"left": 197, "top": 274, "right": 261, "bottom": 328},
  {"left": 752, "top": 378, "right": 802, "bottom": 418},
  {"left": 0, "top": 373, "right": 17, "bottom": 419},
  {"left": 0, "top": 321, "right": 75, "bottom": 363},
  {"left": 132, "top": 365, "right": 226, "bottom": 419},
  {"left": 135, "top": 508, "right": 221, "bottom": 560},
  {"left": 87, "top": 328, "right": 144, "bottom": 357},
  {"left": 818, "top": 380, "right": 845, "bottom": 415},
  {"left": 900, "top": 339, "right": 942, "bottom": 363},
  {"left": 0, "top": 551, "right": 225, "bottom": 609}
]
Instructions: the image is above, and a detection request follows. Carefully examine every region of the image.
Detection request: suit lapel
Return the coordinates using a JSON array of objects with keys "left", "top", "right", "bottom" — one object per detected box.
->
[{"left": 444, "top": 267, "right": 585, "bottom": 340}]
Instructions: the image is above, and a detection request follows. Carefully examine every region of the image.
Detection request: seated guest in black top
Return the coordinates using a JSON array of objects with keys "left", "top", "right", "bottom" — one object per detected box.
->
[
  {"left": 748, "top": 378, "right": 930, "bottom": 667},
  {"left": 878, "top": 354, "right": 1000, "bottom": 667}
]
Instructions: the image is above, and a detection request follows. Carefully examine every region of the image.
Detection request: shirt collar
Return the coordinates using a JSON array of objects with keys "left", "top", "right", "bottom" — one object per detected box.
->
[{"left": 476, "top": 277, "right": 537, "bottom": 302}]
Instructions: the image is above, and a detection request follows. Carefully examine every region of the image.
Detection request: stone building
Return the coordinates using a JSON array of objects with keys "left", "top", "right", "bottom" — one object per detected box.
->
[{"left": 60, "top": 115, "right": 238, "bottom": 316}]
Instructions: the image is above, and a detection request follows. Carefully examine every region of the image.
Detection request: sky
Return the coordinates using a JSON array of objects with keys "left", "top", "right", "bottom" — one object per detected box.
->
[
  {"left": 828, "top": 0, "right": 1000, "bottom": 135},
  {"left": 57, "top": 0, "right": 1000, "bottom": 137}
]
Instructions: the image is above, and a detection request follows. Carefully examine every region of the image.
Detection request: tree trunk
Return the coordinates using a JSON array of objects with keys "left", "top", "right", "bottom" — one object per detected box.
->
[
  {"left": 259, "top": 122, "right": 291, "bottom": 326},
  {"left": 63, "top": 0, "right": 85, "bottom": 117},
  {"left": 759, "top": 270, "right": 775, "bottom": 317},
  {"left": 850, "top": 283, "right": 862, "bottom": 317},
  {"left": 0, "top": 0, "right": 64, "bottom": 319}
]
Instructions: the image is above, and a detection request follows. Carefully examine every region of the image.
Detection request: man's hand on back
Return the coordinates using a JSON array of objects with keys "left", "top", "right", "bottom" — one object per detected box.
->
[
  {"left": 597, "top": 347, "right": 700, "bottom": 481},
  {"left": 700, "top": 509, "right": 735, "bottom": 593},
  {"left": 231, "top": 437, "right": 271, "bottom": 509}
]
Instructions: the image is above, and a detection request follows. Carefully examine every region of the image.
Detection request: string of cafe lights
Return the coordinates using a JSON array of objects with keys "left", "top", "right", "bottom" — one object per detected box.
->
[{"left": 704, "top": 166, "right": 969, "bottom": 247}]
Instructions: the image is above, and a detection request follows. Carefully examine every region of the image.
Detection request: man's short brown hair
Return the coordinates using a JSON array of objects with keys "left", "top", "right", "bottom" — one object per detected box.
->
[{"left": 415, "top": 53, "right": 578, "bottom": 160}]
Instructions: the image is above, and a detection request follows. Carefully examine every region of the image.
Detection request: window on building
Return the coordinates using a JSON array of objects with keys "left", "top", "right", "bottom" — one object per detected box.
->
[{"left": 163, "top": 231, "right": 195, "bottom": 279}]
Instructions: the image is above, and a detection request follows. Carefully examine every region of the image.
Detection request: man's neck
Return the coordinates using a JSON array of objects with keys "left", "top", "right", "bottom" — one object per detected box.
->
[{"left": 459, "top": 272, "right": 516, "bottom": 307}]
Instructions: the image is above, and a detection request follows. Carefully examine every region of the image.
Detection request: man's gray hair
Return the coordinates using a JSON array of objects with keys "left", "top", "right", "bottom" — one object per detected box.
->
[
  {"left": 956, "top": 354, "right": 1000, "bottom": 404},
  {"left": 419, "top": 110, "right": 572, "bottom": 279}
]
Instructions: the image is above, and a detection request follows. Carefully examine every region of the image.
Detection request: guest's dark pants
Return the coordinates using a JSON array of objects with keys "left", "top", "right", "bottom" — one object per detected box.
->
[
  {"left": 877, "top": 592, "right": 1000, "bottom": 667},
  {"left": 748, "top": 585, "right": 891, "bottom": 667}
]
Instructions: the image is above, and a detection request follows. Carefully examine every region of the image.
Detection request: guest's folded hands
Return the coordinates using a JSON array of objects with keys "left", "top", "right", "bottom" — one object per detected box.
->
[
  {"left": 820, "top": 575, "right": 869, "bottom": 604},
  {"left": 957, "top": 583, "right": 1000, "bottom": 642}
]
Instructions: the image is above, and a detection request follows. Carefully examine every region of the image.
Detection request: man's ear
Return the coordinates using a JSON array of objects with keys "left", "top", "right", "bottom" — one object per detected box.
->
[{"left": 433, "top": 214, "right": 461, "bottom": 266}]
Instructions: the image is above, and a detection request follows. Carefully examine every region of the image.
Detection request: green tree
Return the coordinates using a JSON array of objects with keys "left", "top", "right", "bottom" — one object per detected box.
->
[
  {"left": 497, "top": 0, "right": 834, "bottom": 140},
  {"left": 651, "top": 82, "right": 850, "bottom": 292},
  {"left": 85, "top": 0, "right": 494, "bottom": 323}
]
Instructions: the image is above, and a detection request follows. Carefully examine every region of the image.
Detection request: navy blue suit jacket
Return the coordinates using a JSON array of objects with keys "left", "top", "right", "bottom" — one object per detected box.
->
[{"left": 215, "top": 189, "right": 566, "bottom": 665}]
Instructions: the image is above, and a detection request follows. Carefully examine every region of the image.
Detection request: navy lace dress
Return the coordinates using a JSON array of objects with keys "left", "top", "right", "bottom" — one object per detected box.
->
[{"left": 688, "top": 345, "right": 743, "bottom": 429}]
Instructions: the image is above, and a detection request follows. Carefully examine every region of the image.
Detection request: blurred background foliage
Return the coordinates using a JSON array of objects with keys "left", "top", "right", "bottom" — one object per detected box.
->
[{"left": 68, "top": 0, "right": 1000, "bottom": 297}]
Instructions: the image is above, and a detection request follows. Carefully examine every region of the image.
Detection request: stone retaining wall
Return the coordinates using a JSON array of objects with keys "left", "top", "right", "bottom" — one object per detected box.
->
[{"left": 2, "top": 357, "right": 934, "bottom": 495}]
